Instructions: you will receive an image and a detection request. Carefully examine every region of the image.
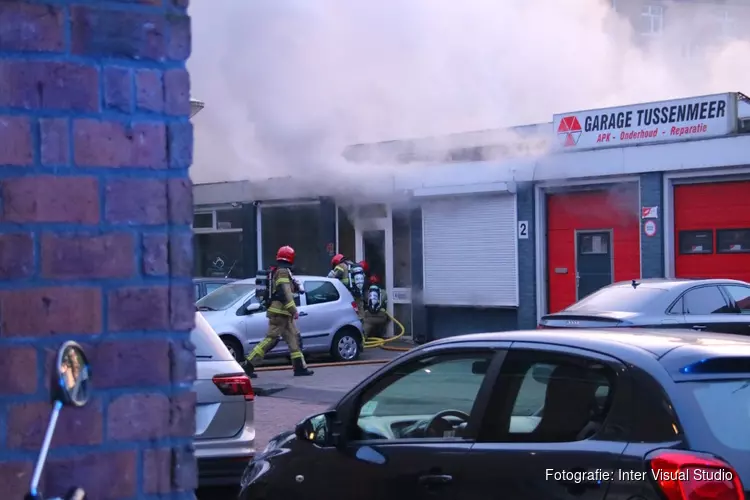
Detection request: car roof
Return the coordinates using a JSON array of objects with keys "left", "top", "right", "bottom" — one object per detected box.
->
[
  {"left": 193, "top": 277, "right": 236, "bottom": 283},
  {"left": 234, "top": 275, "right": 340, "bottom": 285},
  {"left": 433, "top": 328, "right": 750, "bottom": 359},
  {"left": 607, "top": 278, "right": 749, "bottom": 291}
]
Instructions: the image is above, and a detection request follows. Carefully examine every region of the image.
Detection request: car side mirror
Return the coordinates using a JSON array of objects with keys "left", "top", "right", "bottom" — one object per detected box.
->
[
  {"left": 295, "top": 411, "right": 337, "bottom": 447},
  {"left": 246, "top": 302, "right": 261, "bottom": 313},
  {"left": 27, "top": 342, "right": 92, "bottom": 499}
]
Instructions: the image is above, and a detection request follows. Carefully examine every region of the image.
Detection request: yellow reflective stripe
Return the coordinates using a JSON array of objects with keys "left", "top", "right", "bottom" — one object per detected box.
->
[
  {"left": 275, "top": 278, "right": 291, "bottom": 284},
  {"left": 290, "top": 351, "right": 303, "bottom": 359},
  {"left": 267, "top": 307, "right": 291, "bottom": 315},
  {"left": 283, "top": 301, "right": 295, "bottom": 309}
]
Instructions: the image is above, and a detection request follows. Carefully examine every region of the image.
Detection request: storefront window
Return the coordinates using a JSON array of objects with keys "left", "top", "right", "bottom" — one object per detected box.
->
[
  {"left": 193, "top": 212, "right": 213, "bottom": 229},
  {"left": 261, "top": 204, "right": 322, "bottom": 275},
  {"left": 216, "top": 209, "right": 243, "bottom": 230},
  {"left": 194, "top": 232, "right": 244, "bottom": 278}
]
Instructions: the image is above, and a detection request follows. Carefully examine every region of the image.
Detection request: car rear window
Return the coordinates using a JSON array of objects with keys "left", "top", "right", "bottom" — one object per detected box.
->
[
  {"left": 686, "top": 379, "right": 750, "bottom": 485},
  {"left": 565, "top": 286, "right": 668, "bottom": 313},
  {"left": 191, "top": 313, "right": 234, "bottom": 361},
  {"left": 196, "top": 283, "right": 255, "bottom": 311}
]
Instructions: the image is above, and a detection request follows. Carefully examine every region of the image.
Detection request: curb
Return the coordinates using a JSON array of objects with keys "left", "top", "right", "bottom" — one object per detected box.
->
[{"left": 255, "top": 358, "right": 390, "bottom": 372}]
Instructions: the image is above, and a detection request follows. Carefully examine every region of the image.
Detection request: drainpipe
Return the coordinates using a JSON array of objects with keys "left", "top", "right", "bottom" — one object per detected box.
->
[{"left": 190, "top": 98, "right": 205, "bottom": 118}]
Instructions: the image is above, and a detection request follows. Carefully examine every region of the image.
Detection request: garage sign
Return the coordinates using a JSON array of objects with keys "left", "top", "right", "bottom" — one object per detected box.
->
[{"left": 553, "top": 93, "right": 738, "bottom": 151}]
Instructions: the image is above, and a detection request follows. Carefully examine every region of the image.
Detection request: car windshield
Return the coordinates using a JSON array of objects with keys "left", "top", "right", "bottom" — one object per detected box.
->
[
  {"left": 196, "top": 283, "right": 255, "bottom": 311},
  {"left": 565, "top": 286, "right": 668, "bottom": 313}
]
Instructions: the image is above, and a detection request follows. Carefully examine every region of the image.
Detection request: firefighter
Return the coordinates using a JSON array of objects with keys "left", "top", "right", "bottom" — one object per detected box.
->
[
  {"left": 329, "top": 254, "right": 367, "bottom": 320},
  {"left": 363, "top": 274, "right": 389, "bottom": 339},
  {"left": 244, "top": 246, "right": 313, "bottom": 378},
  {"left": 327, "top": 254, "right": 350, "bottom": 287},
  {"left": 359, "top": 260, "right": 370, "bottom": 283}
]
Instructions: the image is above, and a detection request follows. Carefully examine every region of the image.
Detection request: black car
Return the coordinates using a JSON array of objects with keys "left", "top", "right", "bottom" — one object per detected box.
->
[
  {"left": 194, "top": 277, "right": 235, "bottom": 300},
  {"left": 240, "top": 328, "right": 749, "bottom": 499},
  {"left": 539, "top": 278, "right": 750, "bottom": 334}
]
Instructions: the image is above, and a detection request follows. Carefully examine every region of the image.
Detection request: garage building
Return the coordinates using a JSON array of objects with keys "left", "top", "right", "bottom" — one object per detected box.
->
[{"left": 192, "top": 92, "right": 750, "bottom": 341}]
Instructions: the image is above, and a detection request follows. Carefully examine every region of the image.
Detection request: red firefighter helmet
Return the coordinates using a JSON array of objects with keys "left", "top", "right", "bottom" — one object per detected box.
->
[
  {"left": 331, "top": 254, "right": 345, "bottom": 267},
  {"left": 358, "top": 261, "right": 370, "bottom": 274},
  {"left": 276, "top": 245, "right": 295, "bottom": 264},
  {"left": 369, "top": 274, "right": 381, "bottom": 285}
]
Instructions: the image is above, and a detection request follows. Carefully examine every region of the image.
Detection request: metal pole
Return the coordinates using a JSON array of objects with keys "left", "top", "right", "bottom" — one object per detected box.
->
[{"left": 29, "top": 400, "right": 63, "bottom": 496}]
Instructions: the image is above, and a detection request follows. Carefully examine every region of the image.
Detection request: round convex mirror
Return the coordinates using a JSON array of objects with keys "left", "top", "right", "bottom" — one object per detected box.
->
[{"left": 56, "top": 341, "right": 91, "bottom": 407}]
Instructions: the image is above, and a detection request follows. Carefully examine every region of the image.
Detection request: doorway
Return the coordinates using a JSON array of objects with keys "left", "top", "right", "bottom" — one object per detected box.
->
[
  {"left": 575, "top": 230, "right": 614, "bottom": 300},
  {"left": 355, "top": 211, "right": 394, "bottom": 336},
  {"left": 363, "top": 230, "right": 386, "bottom": 286}
]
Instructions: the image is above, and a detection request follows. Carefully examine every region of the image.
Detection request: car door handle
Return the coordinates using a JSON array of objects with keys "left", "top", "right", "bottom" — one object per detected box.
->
[
  {"left": 298, "top": 311, "right": 308, "bottom": 317},
  {"left": 418, "top": 474, "right": 452, "bottom": 486},
  {"left": 692, "top": 325, "right": 707, "bottom": 331}
]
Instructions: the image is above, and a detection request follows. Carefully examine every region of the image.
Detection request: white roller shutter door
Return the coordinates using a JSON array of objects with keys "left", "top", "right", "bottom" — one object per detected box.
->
[{"left": 422, "top": 194, "right": 518, "bottom": 307}]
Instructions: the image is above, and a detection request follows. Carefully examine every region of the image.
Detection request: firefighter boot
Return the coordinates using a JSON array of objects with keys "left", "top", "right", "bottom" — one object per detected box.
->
[
  {"left": 241, "top": 360, "right": 258, "bottom": 379},
  {"left": 292, "top": 356, "right": 314, "bottom": 376}
]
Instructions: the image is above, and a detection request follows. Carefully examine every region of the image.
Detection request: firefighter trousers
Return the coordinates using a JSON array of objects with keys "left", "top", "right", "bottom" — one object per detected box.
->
[
  {"left": 363, "top": 311, "right": 388, "bottom": 338},
  {"left": 246, "top": 314, "right": 308, "bottom": 368}
]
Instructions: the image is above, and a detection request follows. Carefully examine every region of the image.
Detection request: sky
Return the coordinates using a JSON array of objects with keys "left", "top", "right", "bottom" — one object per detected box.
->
[{"left": 187, "top": 0, "right": 750, "bottom": 189}]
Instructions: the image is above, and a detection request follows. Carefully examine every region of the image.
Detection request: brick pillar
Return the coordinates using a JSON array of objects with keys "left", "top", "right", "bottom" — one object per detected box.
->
[{"left": 0, "top": 2, "right": 197, "bottom": 499}]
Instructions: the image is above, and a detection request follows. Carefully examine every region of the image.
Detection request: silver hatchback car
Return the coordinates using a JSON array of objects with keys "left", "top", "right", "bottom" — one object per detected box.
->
[
  {"left": 193, "top": 312, "right": 255, "bottom": 487},
  {"left": 197, "top": 276, "right": 364, "bottom": 364}
]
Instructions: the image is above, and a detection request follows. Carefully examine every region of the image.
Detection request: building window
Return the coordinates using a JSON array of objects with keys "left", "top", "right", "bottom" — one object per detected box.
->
[
  {"left": 194, "top": 232, "right": 244, "bottom": 278},
  {"left": 216, "top": 209, "right": 243, "bottom": 230},
  {"left": 678, "top": 230, "right": 713, "bottom": 255},
  {"left": 717, "top": 229, "right": 750, "bottom": 254},
  {"left": 193, "top": 212, "right": 213, "bottom": 229},
  {"left": 639, "top": 4, "right": 664, "bottom": 36},
  {"left": 260, "top": 204, "right": 321, "bottom": 275}
]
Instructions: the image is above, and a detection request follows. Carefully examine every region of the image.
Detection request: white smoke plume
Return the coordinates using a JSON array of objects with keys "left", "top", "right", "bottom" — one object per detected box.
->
[{"left": 187, "top": 0, "right": 750, "bottom": 193}]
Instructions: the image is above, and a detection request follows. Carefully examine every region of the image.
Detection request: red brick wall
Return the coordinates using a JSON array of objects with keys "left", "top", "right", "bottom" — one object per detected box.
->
[{"left": 0, "top": 1, "right": 197, "bottom": 498}]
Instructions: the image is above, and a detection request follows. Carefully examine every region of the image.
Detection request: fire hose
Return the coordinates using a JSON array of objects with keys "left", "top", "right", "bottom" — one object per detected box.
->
[{"left": 362, "top": 310, "right": 411, "bottom": 352}]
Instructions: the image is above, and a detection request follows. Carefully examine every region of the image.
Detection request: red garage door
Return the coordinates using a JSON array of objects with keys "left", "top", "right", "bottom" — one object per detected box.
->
[
  {"left": 674, "top": 181, "right": 750, "bottom": 283},
  {"left": 547, "top": 185, "right": 640, "bottom": 313}
]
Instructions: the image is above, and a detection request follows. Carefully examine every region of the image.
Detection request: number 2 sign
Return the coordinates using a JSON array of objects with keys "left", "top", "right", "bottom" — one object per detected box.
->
[{"left": 518, "top": 221, "right": 529, "bottom": 239}]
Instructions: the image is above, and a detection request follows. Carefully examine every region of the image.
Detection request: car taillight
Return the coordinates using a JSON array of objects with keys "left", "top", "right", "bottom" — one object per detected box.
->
[
  {"left": 648, "top": 450, "right": 744, "bottom": 500},
  {"left": 351, "top": 301, "right": 358, "bottom": 311},
  {"left": 212, "top": 373, "right": 255, "bottom": 401}
]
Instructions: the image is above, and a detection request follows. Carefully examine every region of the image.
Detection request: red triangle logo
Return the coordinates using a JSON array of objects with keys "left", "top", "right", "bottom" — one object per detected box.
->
[
  {"left": 563, "top": 133, "right": 576, "bottom": 147},
  {"left": 557, "top": 117, "right": 571, "bottom": 133},
  {"left": 569, "top": 117, "right": 582, "bottom": 132}
]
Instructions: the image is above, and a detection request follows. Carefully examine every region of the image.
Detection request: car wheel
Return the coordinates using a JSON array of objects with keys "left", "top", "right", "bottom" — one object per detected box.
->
[
  {"left": 330, "top": 328, "right": 361, "bottom": 362},
  {"left": 221, "top": 335, "right": 244, "bottom": 362}
]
